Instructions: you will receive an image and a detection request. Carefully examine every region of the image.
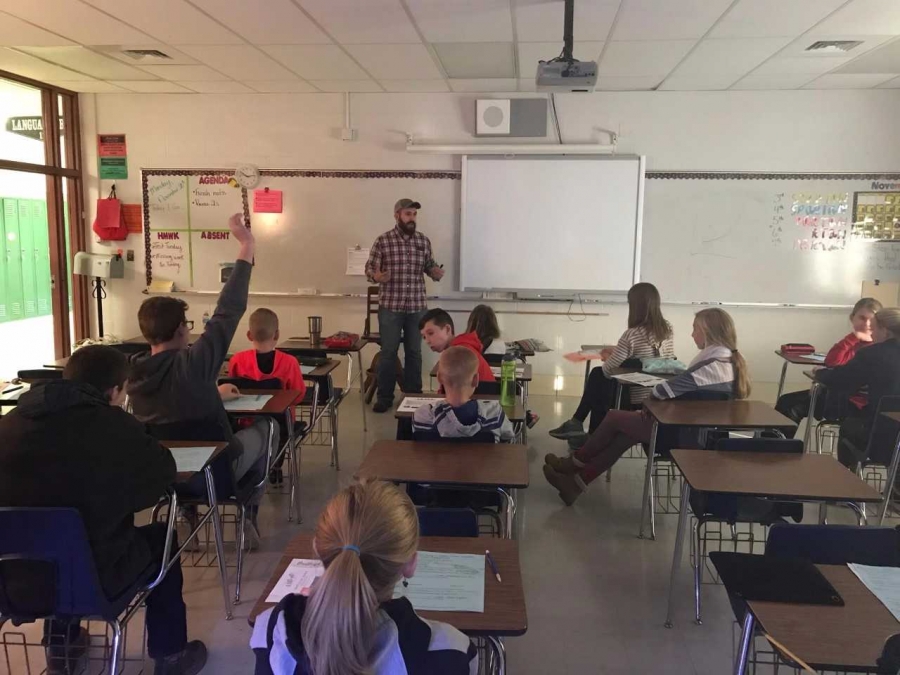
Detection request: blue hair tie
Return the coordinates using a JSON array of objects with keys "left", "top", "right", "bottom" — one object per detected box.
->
[{"left": 341, "top": 545, "right": 361, "bottom": 555}]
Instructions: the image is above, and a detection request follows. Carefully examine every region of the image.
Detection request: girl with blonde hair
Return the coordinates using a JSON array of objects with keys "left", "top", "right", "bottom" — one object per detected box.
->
[
  {"left": 251, "top": 480, "right": 477, "bottom": 675},
  {"left": 544, "top": 308, "right": 748, "bottom": 506}
]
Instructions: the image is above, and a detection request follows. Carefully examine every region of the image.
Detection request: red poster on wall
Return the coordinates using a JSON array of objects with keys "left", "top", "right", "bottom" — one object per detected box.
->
[
  {"left": 122, "top": 203, "right": 143, "bottom": 233},
  {"left": 253, "top": 188, "right": 283, "bottom": 213},
  {"left": 97, "top": 134, "right": 127, "bottom": 157}
]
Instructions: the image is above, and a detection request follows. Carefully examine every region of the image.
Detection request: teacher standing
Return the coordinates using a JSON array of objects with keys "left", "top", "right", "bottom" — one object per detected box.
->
[{"left": 366, "top": 198, "right": 444, "bottom": 412}]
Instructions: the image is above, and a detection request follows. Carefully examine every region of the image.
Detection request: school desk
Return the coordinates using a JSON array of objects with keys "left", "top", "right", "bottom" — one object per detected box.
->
[
  {"left": 639, "top": 400, "right": 797, "bottom": 540},
  {"left": 665, "top": 449, "right": 882, "bottom": 629},
  {"left": 774, "top": 350, "right": 825, "bottom": 400},
  {"left": 250, "top": 534, "right": 526, "bottom": 675},
  {"left": 293, "top": 358, "right": 342, "bottom": 476},
  {"left": 161, "top": 441, "right": 233, "bottom": 620},
  {"left": 579, "top": 344, "right": 615, "bottom": 393},
  {"left": 356, "top": 439, "right": 529, "bottom": 539},
  {"left": 429, "top": 362, "right": 533, "bottom": 405}
]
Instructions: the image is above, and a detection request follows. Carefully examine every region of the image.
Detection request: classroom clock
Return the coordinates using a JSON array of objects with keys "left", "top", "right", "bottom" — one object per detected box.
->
[{"left": 233, "top": 164, "right": 260, "bottom": 189}]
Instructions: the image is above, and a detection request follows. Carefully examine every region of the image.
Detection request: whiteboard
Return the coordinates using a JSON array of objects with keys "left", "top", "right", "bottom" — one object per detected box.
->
[
  {"left": 460, "top": 155, "right": 644, "bottom": 293},
  {"left": 142, "top": 169, "right": 460, "bottom": 293},
  {"left": 641, "top": 173, "right": 900, "bottom": 306}
]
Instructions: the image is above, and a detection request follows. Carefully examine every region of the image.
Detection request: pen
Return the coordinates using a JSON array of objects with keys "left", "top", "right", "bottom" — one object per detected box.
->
[
  {"left": 485, "top": 549, "right": 501, "bottom": 583},
  {"left": 1, "top": 385, "right": 23, "bottom": 396}
]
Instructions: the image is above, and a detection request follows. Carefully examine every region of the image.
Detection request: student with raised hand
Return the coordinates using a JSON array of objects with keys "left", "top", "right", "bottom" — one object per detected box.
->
[
  {"left": 251, "top": 480, "right": 478, "bottom": 675},
  {"left": 815, "top": 307, "right": 900, "bottom": 469},
  {"left": 543, "top": 308, "right": 749, "bottom": 506},
  {"left": 466, "top": 304, "right": 506, "bottom": 355},
  {"left": 550, "top": 282, "right": 675, "bottom": 445},
  {"left": 775, "top": 297, "right": 882, "bottom": 426}
]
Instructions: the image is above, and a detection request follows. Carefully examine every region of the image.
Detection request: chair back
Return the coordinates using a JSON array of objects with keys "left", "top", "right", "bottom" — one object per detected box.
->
[
  {"left": 218, "top": 376, "right": 282, "bottom": 391},
  {"left": 0, "top": 508, "right": 113, "bottom": 621},
  {"left": 108, "top": 342, "right": 150, "bottom": 357},
  {"left": 16, "top": 370, "right": 63, "bottom": 385},
  {"left": 417, "top": 508, "right": 478, "bottom": 537},
  {"left": 767, "top": 523, "right": 900, "bottom": 567},
  {"left": 364, "top": 286, "right": 380, "bottom": 342}
]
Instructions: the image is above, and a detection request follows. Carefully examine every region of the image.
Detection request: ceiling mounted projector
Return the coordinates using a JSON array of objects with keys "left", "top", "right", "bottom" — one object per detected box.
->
[{"left": 536, "top": 0, "right": 597, "bottom": 92}]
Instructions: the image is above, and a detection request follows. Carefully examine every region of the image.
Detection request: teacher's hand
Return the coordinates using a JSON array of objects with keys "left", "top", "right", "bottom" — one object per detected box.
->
[
  {"left": 429, "top": 266, "right": 445, "bottom": 281},
  {"left": 373, "top": 266, "right": 391, "bottom": 283}
]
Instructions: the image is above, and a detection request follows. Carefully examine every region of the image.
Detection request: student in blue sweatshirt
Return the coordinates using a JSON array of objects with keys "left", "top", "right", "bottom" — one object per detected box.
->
[{"left": 413, "top": 346, "right": 514, "bottom": 442}]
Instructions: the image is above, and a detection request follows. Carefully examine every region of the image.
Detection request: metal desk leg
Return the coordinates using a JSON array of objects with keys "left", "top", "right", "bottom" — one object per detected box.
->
[
  {"left": 803, "top": 381, "right": 820, "bottom": 453},
  {"left": 639, "top": 421, "right": 659, "bottom": 539},
  {"left": 286, "top": 408, "right": 301, "bottom": 524},
  {"left": 734, "top": 612, "right": 755, "bottom": 675},
  {"left": 776, "top": 361, "right": 789, "bottom": 401},
  {"left": 486, "top": 636, "right": 506, "bottom": 675},
  {"left": 357, "top": 351, "right": 367, "bottom": 431},
  {"left": 583, "top": 360, "right": 591, "bottom": 394},
  {"left": 880, "top": 431, "right": 900, "bottom": 525},
  {"left": 818, "top": 501, "right": 827, "bottom": 524},
  {"left": 665, "top": 481, "right": 691, "bottom": 628},
  {"left": 497, "top": 487, "right": 516, "bottom": 539},
  {"left": 330, "top": 394, "right": 340, "bottom": 471},
  {"left": 204, "top": 465, "right": 233, "bottom": 621}
]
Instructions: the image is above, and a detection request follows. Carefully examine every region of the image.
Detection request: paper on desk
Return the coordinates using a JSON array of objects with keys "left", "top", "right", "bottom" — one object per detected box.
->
[
  {"left": 172, "top": 446, "right": 217, "bottom": 473},
  {"left": 265, "top": 559, "right": 325, "bottom": 603},
  {"left": 848, "top": 564, "right": 900, "bottom": 622},
  {"left": 300, "top": 365, "right": 316, "bottom": 375},
  {"left": 806, "top": 353, "right": 827, "bottom": 363},
  {"left": 346, "top": 247, "right": 370, "bottom": 276},
  {"left": 398, "top": 396, "right": 441, "bottom": 413},
  {"left": 612, "top": 372, "right": 667, "bottom": 388},
  {"left": 489, "top": 366, "right": 525, "bottom": 377},
  {"left": 393, "top": 551, "right": 485, "bottom": 613},
  {"left": 0, "top": 385, "right": 26, "bottom": 401},
  {"left": 223, "top": 394, "right": 273, "bottom": 411}
]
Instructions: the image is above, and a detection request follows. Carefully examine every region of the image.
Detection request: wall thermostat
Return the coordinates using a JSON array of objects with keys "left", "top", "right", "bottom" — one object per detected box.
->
[{"left": 219, "top": 262, "right": 235, "bottom": 283}]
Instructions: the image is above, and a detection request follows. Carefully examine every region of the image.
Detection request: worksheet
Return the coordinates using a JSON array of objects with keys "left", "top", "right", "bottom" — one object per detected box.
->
[
  {"left": 300, "top": 365, "right": 317, "bottom": 375},
  {"left": 223, "top": 394, "right": 273, "bottom": 411},
  {"left": 171, "top": 446, "right": 217, "bottom": 473},
  {"left": 393, "top": 551, "right": 485, "bottom": 613},
  {"left": 398, "top": 397, "right": 441, "bottom": 413},
  {"left": 849, "top": 564, "right": 900, "bottom": 622},
  {"left": 612, "top": 372, "right": 667, "bottom": 388},
  {"left": 265, "top": 559, "right": 325, "bottom": 603}
]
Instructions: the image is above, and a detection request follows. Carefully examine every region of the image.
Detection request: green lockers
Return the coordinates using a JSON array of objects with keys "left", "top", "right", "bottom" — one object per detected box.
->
[
  {"left": 18, "top": 201, "right": 38, "bottom": 318},
  {"left": 31, "top": 201, "right": 52, "bottom": 317},
  {"left": 0, "top": 203, "right": 7, "bottom": 323},
  {"left": 2, "top": 199, "right": 24, "bottom": 322},
  {"left": 0, "top": 198, "right": 54, "bottom": 323}
]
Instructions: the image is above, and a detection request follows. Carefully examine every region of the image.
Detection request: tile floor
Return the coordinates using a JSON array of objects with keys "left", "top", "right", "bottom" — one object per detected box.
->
[{"left": 0, "top": 387, "right": 866, "bottom": 675}]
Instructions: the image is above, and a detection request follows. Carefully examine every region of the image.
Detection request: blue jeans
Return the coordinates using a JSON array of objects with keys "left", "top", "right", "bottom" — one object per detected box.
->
[{"left": 377, "top": 308, "right": 426, "bottom": 404}]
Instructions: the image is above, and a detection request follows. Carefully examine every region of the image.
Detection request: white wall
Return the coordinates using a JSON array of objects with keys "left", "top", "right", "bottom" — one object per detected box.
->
[{"left": 79, "top": 89, "right": 900, "bottom": 396}]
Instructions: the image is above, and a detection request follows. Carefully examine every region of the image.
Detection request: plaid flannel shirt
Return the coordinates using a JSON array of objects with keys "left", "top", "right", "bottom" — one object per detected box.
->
[{"left": 366, "top": 225, "right": 435, "bottom": 313}]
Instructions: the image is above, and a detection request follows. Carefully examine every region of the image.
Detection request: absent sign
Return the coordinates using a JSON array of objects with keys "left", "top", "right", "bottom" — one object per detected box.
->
[
  {"left": 253, "top": 188, "right": 283, "bottom": 213},
  {"left": 97, "top": 134, "right": 127, "bottom": 157},
  {"left": 122, "top": 203, "right": 143, "bottom": 234}
]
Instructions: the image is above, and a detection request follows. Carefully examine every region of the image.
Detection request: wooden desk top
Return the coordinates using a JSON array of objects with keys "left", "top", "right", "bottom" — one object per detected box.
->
[
  {"left": 45, "top": 357, "right": 69, "bottom": 369},
  {"left": 357, "top": 440, "right": 529, "bottom": 489},
  {"left": 671, "top": 449, "right": 883, "bottom": 503},
  {"left": 301, "top": 359, "right": 340, "bottom": 378},
  {"left": 282, "top": 337, "right": 369, "bottom": 354},
  {"left": 882, "top": 411, "right": 900, "bottom": 425},
  {"left": 394, "top": 394, "right": 526, "bottom": 423},
  {"left": 163, "top": 441, "right": 228, "bottom": 482},
  {"left": 774, "top": 350, "right": 825, "bottom": 366},
  {"left": 249, "top": 534, "right": 527, "bottom": 637},
  {"left": 429, "top": 363, "right": 532, "bottom": 381},
  {"left": 749, "top": 564, "right": 900, "bottom": 671},
  {"left": 227, "top": 389, "right": 304, "bottom": 415},
  {"left": 644, "top": 399, "right": 796, "bottom": 430}
]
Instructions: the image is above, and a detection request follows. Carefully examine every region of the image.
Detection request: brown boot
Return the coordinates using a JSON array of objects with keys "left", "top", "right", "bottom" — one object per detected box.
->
[
  {"left": 543, "top": 464, "right": 583, "bottom": 506},
  {"left": 544, "top": 453, "right": 576, "bottom": 475}
]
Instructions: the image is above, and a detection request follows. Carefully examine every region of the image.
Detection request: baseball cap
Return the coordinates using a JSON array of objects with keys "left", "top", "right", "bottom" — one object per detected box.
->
[{"left": 394, "top": 198, "right": 421, "bottom": 212}]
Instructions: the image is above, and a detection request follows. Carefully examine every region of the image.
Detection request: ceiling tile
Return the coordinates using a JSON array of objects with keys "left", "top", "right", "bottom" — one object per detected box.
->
[
  {"left": 381, "top": 79, "right": 450, "bottom": 92},
  {"left": 448, "top": 78, "right": 517, "bottom": 92},
  {"left": 672, "top": 37, "right": 790, "bottom": 76},
  {"left": 731, "top": 73, "right": 818, "bottom": 89},
  {"left": 177, "top": 45, "right": 299, "bottom": 80},
  {"left": 611, "top": 0, "right": 734, "bottom": 41},
  {"left": 0, "top": 11, "right": 74, "bottom": 46},
  {"left": 110, "top": 80, "right": 193, "bottom": 92},
  {"left": 82, "top": 0, "right": 242, "bottom": 44},
  {"left": 594, "top": 74, "right": 662, "bottom": 90},
  {"left": 299, "top": 0, "right": 419, "bottom": 44},
  {"left": 778, "top": 34, "right": 895, "bottom": 60},
  {"left": 810, "top": 0, "right": 900, "bottom": 36},
  {"left": 189, "top": 0, "right": 330, "bottom": 44},
  {"left": 0, "top": 0, "right": 154, "bottom": 44},
  {"left": 139, "top": 64, "right": 229, "bottom": 80},
  {"left": 517, "top": 41, "right": 604, "bottom": 78},
  {"left": 50, "top": 80, "right": 128, "bottom": 92},
  {"left": 433, "top": 42, "right": 515, "bottom": 78},
  {"left": 0, "top": 47, "right": 94, "bottom": 80},
  {"left": 94, "top": 45, "right": 200, "bottom": 66},
  {"left": 406, "top": 0, "right": 513, "bottom": 43},
  {"left": 514, "top": 0, "right": 619, "bottom": 42},
  {"left": 710, "top": 0, "right": 846, "bottom": 38},
  {"left": 877, "top": 75, "right": 900, "bottom": 88},
  {"left": 753, "top": 56, "right": 852, "bottom": 75},
  {"left": 261, "top": 45, "right": 370, "bottom": 79},
  {"left": 18, "top": 46, "right": 159, "bottom": 80},
  {"left": 309, "top": 79, "right": 382, "bottom": 92},
  {"left": 658, "top": 73, "right": 741, "bottom": 90},
  {"left": 834, "top": 38, "right": 900, "bottom": 74},
  {"left": 803, "top": 73, "right": 896, "bottom": 89},
  {"left": 345, "top": 43, "right": 442, "bottom": 79},
  {"left": 243, "top": 80, "right": 319, "bottom": 93},
  {"left": 179, "top": 80, "right": 254, "bottom": 93},
  {"left": 598, "top": 40, "right": 695, "bottom": 76}
]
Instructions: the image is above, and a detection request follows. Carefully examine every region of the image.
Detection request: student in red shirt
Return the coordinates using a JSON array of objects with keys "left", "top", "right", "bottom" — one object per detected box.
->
[
  {"left": 775, "top": 297, "right": 882, "bottom": 425},
  {"left": 418, "top": 308, "right": 495, "bottom": 384}
]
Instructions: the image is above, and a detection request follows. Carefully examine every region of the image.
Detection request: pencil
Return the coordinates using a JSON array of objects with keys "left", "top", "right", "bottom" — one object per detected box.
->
[
  {"left": 485, "top": 549, "right": 501, "bottom": 583},
  {"left": 763, "top": 634, "right": 817, "bottom": 674}
]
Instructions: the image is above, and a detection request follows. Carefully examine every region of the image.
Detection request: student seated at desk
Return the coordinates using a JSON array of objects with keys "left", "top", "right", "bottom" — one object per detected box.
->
[
  {"left": 815, "top": 307, "right": 900, "bottom": 469},
  {"left": 419, "top": 308, "right": 495, "bottom": 384},
  {"left": 466, "top": 304, "right": 506, "bottom": 356},
  {"left": 413, "top": 347, "right": 514, "bottom": 443},
  {"left": 775, "top": 297, "right": 881, "bottom": 427},
  {"left": 0, "top": 346, "right": 206, "bottom": 675},
  {"left": 251, "top": 480, "right": 478, "bottom": 675},
  {"left": 543, "top": 308, "right": 748, "bottom": 506},
  {"left": 550, "top": 282, "right": 675, "bottom": 443}
]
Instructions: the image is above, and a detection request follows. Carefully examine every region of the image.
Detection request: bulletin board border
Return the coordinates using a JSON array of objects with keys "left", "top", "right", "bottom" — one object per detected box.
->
[
  {"left": 142, "top": 168, "right": 462, "bottom": 287},
  {"left": 646, "top": 171, "right": 900, "bottom": 180}
]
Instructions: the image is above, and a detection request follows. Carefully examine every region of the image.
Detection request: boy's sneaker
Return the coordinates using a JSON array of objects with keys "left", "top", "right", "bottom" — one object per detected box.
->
[
  {"left": 548, "top": 418, "right": 584, "bottom": 440},
  {"left": 154, "top": 640, "right": 207, "bottom": 675}
]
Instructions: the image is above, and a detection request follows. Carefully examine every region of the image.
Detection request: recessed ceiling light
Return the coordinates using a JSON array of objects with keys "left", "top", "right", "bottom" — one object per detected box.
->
[
  {"left": 805, "top": 40, "right": 863, "bottom": 55},
  {"left": 121, "top": 49, "right": 172, "bottom": 61}
]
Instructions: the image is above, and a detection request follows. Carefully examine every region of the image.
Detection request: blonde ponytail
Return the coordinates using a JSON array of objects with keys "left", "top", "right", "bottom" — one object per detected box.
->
[
  {"left": 301, "top": 481, "right": 419, "bottom": 675},
  {"left": 694, "top": 308, "right": 752, "bottom": 399}
]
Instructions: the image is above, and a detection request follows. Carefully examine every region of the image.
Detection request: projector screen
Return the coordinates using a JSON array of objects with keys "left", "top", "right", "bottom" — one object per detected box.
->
[{"left": 460, "top": 155, "right": 644, "bottom": 293}]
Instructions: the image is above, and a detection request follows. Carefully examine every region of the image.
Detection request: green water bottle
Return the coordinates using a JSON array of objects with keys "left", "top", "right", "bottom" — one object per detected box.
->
[{"left": 500, "top": 353, "right": 517, "bottom": 407}]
